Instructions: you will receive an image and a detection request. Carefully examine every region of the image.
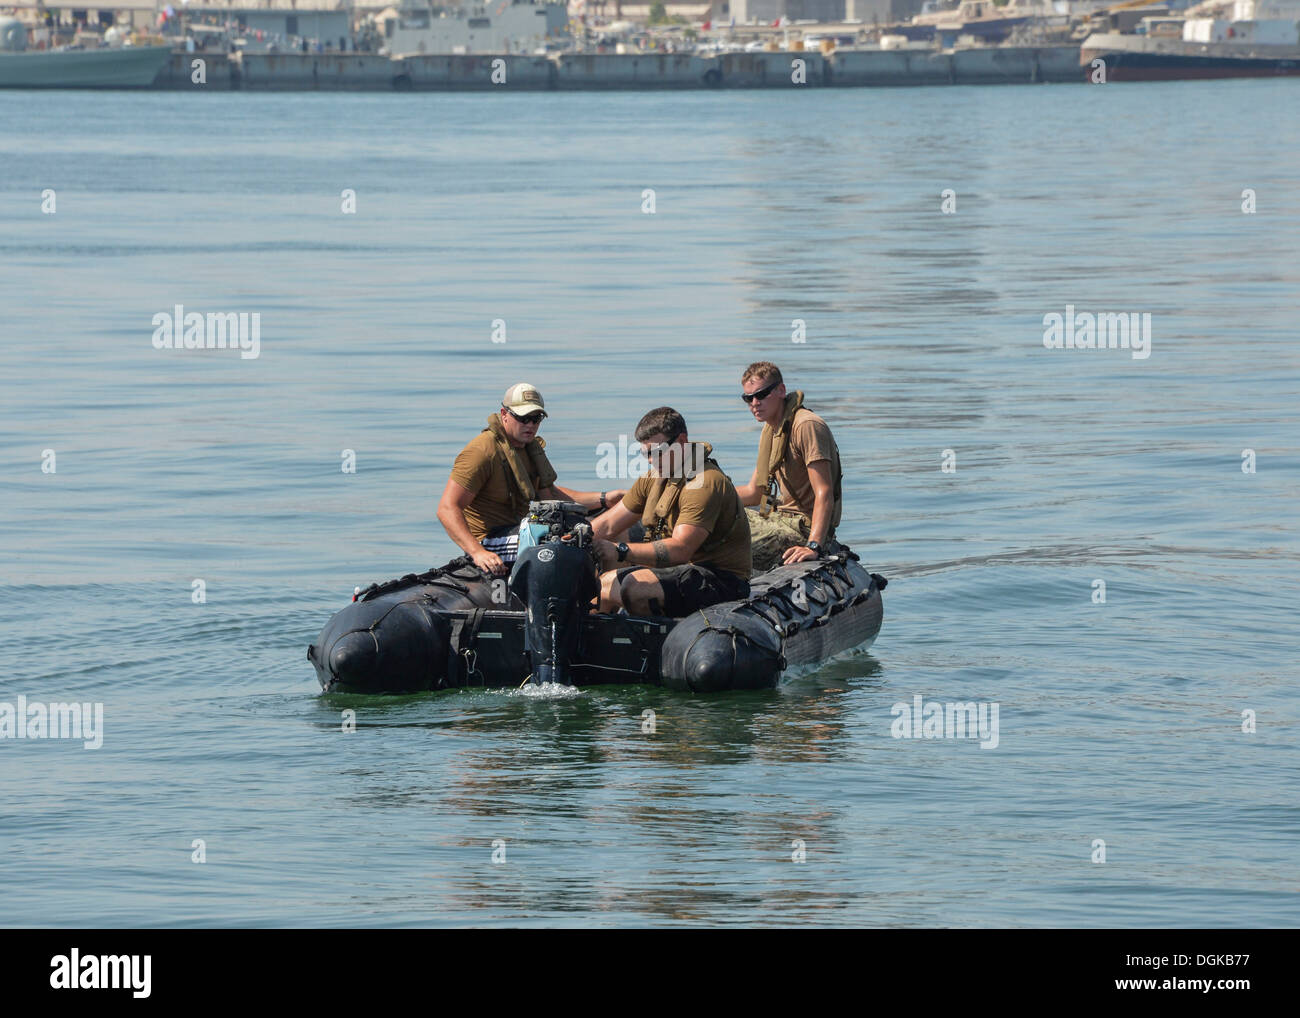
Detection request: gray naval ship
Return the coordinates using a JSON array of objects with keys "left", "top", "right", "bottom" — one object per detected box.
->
[
  {"left": 0, "top": 16, "right": 170, "bottom": 88},
  {"left": 369, "top": 0, "right": 570, "bottom": 55},
  {"left": 1080, "top": 0, "right": 1300, "bottom": 80}
]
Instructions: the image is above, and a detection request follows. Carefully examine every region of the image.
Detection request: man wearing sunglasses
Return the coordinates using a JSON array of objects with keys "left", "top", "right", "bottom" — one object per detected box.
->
[
  {"left": 589, "top": 407, "right": 751, "bottom": 617},
  {"left": 734, "top": 362, "right": 844, "bottom": 573},
  {"left": 437, "top": 382, "right": 622, "bottom": 576}
]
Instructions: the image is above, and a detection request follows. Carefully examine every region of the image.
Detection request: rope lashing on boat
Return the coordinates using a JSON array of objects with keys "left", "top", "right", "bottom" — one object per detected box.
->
[
  {"left": 677, "top": 608, "right": 763, "bottom": 668},
  {"left": 329, "top": 599, "right": 410, "bottom": 656},
  {"left": 355, "top": 557, "right": 482, "bottom": 602}
]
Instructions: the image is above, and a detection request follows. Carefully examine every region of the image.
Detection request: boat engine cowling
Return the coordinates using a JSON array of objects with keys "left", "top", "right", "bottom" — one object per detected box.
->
[{"left": 509, "top": 501, "right": 600, "bottom": 685}]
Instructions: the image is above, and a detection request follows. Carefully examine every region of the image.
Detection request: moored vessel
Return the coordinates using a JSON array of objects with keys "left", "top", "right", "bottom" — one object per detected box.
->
[
  {"left": 0, "top": 16, "right": 170, "bottom": 88},
  {"left": 1080, "top": 0, "right": 1300, "bottom": 79}
]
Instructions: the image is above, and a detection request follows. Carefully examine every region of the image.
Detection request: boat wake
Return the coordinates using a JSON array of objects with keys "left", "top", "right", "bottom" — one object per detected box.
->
[{"left": 492, "top": 681, "right": 584, "bottom": 701}]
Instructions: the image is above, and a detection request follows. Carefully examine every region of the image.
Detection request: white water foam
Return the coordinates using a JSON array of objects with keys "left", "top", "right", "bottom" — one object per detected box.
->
[{"left": 492, "top": 681, "right": 583, "bottom": 701}]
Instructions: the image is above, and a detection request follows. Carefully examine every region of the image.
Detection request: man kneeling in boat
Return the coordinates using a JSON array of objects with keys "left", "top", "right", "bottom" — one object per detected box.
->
[
  {"left": 437, "top": 382, "right": 622, "bottom": 576},
  {"left": 734, "top": 362, "right": 844, "bottom": 573},
  {"left": 590, "top": 407, "right": 751, "bottom": 616}
]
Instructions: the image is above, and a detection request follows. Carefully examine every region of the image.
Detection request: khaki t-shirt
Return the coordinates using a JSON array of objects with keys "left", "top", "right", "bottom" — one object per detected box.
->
[
  {"left": 448, "top": 432, "right": 550, "bottom": 540},
  {"left": 624, "top": 468, "right": 752, "bottom": 580},
  {"left": 775, "top": 409, "right": 842, "bottom": 528}
]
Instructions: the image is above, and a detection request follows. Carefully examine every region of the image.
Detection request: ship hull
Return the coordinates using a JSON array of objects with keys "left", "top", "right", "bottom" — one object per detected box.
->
[
  {"left": 1088, "top": 54, "right": 1300, "bottom": 79},
  {"left": 1080, "top": 32, "right": 1300, "bottom": 81},
  {"left": 0, "top": 45, "right": 172, "bottom": 89}
]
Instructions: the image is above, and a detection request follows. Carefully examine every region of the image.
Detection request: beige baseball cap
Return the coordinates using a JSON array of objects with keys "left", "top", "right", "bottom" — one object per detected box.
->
[{"left": 502, "top": 382, "right": 546, "bottom": 416}]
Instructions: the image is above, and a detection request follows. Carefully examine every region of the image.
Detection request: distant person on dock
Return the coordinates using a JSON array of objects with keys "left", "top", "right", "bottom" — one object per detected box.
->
[
  {"left": 437, "top": 383, "right": 623, "bottom": 577},
  {"left": 734, "top": 362, "right": 844, "bottom": 573},
  {"left": 590, "top": 407, "right": 751, "bottom": 617}
]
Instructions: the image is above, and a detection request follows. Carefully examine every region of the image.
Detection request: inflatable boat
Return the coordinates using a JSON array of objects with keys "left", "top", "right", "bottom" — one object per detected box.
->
[{"left": 308, "top": 501, "right": 886, "bottom": 694}]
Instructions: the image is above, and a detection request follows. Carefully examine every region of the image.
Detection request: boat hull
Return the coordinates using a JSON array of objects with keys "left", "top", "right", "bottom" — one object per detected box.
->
[
  {"left": 1080, "top": 32, "right": 1300, "bottom": 81},
  {"left": 309, "top": 555, "right": 886, "bottom": 693},
  {"left": 0, "top": 45, "right": 172, "bottom": 89},
  {"left": 1089, "top": 53, "right": 1300, "bottom": 79}
]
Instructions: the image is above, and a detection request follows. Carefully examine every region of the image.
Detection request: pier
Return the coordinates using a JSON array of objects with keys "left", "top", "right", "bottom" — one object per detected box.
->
[{"left": 150, "top": 45, "right": 1086, "bottom": 90}]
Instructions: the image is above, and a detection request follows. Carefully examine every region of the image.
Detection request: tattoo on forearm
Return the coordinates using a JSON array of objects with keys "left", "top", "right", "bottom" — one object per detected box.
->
[{"left": 653, "top": 540, "right": 670, "bottom": 568}]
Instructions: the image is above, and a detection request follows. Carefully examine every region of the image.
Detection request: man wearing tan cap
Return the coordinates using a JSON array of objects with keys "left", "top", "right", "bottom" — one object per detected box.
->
[
  {"left": 733, "top": 362, "right": 845, "bottom": 573},
  {"left": 437, "top": 383, "right": 623, "bottom": 576}
]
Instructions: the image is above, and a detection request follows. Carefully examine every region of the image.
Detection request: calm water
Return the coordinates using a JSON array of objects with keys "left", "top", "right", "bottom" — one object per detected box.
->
[{"left": 1, "top": 83, "right": 1297, "bottom": 927}]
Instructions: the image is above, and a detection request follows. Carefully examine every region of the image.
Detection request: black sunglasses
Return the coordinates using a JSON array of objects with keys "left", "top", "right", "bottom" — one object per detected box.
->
[
  {"left": 741, "top": 379, "right": 781, "bottom": 404},
  {"left": 505, "top": 407, "right": 546, "bottom": 425}
]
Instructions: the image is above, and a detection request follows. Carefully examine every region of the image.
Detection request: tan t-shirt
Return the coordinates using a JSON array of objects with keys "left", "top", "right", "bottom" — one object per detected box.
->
[
  {"left": 448, "top": 432, "right": 550, "bottom": 540},
  {"left": 775, "top": 409, "right": 842, "bottom": 527},
  {"left": 624, "top": 468, "right": 752, "bottom": 580}
]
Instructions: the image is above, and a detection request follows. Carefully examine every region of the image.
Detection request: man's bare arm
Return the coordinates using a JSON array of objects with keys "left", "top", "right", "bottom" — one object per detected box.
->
[
  {"left": 590, "top": 500, "right": 639, "bottom": 541},
  {"left": 805, "top": 460, "right": 835, "bottom": 546},
  {"left": 437, "top": 479, "right": 490, "bottom": 557},
  {"left": 733, "top": 464, "right": 763, "bottom": 506},
  {"left": 549, "top": 484, "right": 626, "bottom": 512},
  {"left": 618, "top": 522, "right": 709, "bottom": 568}
]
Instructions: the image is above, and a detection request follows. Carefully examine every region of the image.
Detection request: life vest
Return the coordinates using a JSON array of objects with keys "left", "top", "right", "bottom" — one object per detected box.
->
[
  {"left": 640, "top": 441, "right": 744, "bottom": 547},
  {"left": 754, "top": 391, "right": 843, "bottom": 526},
  {"left": 483, "top": 413, "right": 557, "bottom": 520}
]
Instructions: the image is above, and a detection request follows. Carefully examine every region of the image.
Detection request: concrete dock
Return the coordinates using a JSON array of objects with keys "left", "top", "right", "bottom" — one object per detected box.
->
[
  {"left": 239, "top": 52, "right": 397, "bottom": 90},
  {"left": 552, "top": 53, "right": 717, "bottom": 89},
  {"left": 150, "top": 46, "right": 1085, "bottom": 92}
]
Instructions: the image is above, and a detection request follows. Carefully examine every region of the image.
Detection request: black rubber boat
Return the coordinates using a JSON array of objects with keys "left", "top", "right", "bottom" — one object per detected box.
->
[{"left": 308, "top": 501, "right": 886, "bottom": 694}]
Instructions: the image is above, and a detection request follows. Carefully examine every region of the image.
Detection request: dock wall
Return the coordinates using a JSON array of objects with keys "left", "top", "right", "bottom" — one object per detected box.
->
[
  {"left": 552, "top": 52, "right": 719, "bottom": 89},
  {"left": 154, "top": 51, "right": 237, "bottom": 90},
  {"left": 148, "top": 47, "right": 1084, "bottom": 92},
  {"left": 238, "top": 52, "right": 398, "bottom": 90},
  {"left": 831, "top": 45, "right": 1082, "bottom": 85},
  {"left": 829, "top": 48, "right": 952, "bottom": 86},
  {"left": 397, "top": 54, "right": 557, "bottom": 90}
]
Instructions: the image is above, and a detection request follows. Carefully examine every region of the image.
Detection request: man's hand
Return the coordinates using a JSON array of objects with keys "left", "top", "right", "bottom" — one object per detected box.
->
[
  {"left": 782, "top": 544, "right": 819, "bottom": 565},
  {"left": 592, "top": 538, "right": 619, "bottom": 572},
  {"left": 471, "top": 548, "right": 507, "bottom": 576},
  {"left": 591, "top": 499, "right": 639, "bottom": 541}
]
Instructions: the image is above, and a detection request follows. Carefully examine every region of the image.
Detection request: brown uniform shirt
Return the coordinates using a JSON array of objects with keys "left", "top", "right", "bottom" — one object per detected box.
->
[
  {"left": 448, "top": 432, "right": 550, "bottom": 540},
  {"left": 775, "top": 409, "right": 842, "bottom": 527},
  {"left": 624, "top": 468, "right": 752, "bottom": 580}
]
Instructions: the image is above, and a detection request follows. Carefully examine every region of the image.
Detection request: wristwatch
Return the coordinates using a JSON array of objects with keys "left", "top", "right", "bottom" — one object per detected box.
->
[
  {"left": 600, "top": 491, "right": 609, "bottom": 510},
  {"left": 806, "top": 541, "right": 821, "bottom": 556},
  {"left": 616, "top": 542, "right": 630, "bottom": 562}
]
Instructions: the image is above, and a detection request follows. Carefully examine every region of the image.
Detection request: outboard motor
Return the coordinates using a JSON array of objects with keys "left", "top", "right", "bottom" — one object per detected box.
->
[{"left": 509, "top": 501, "right": 600, "bottom": 685}]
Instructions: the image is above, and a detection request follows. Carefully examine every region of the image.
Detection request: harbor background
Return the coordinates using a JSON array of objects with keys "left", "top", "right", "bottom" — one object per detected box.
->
[
  {"left": 8, "top": 0, "right": 1300, "bottom": 89},
  {"left": 1, "top": 83, "right": 1298, "bottom": 926}
]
